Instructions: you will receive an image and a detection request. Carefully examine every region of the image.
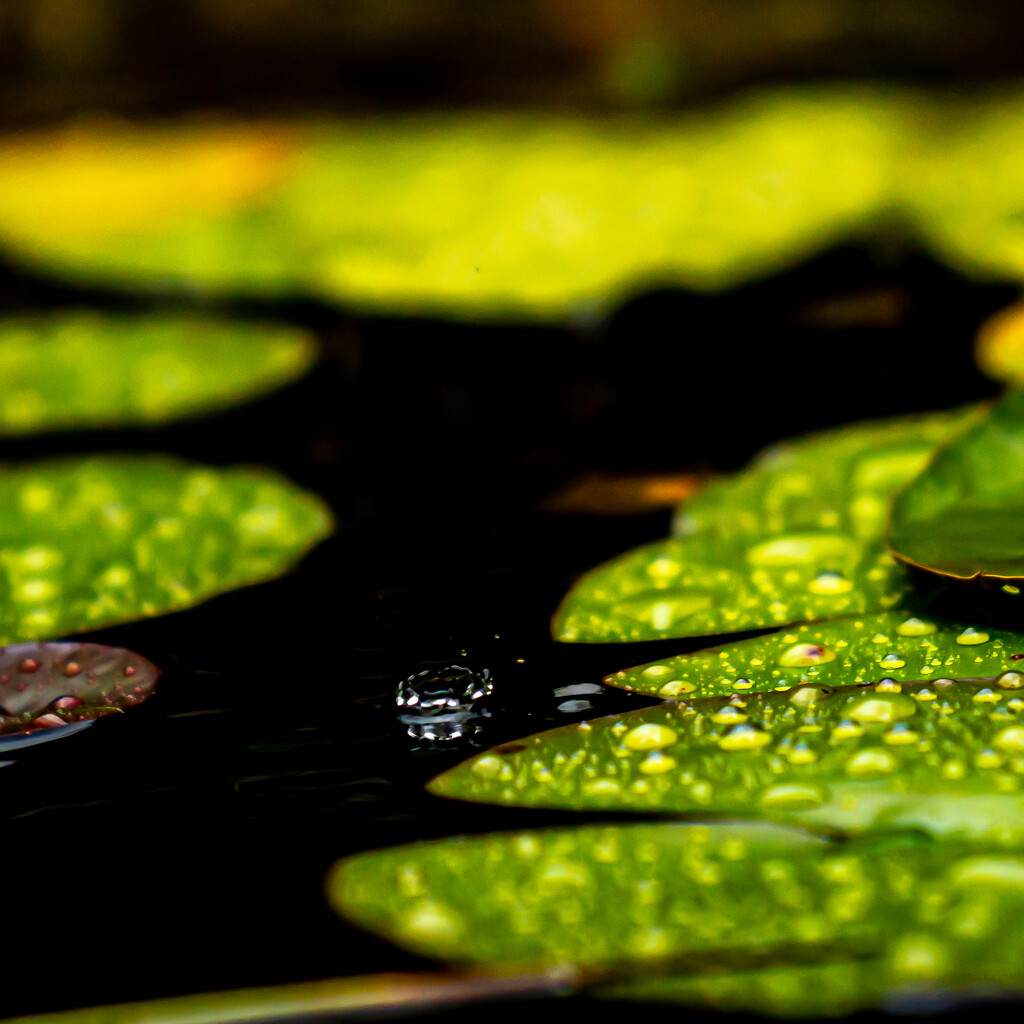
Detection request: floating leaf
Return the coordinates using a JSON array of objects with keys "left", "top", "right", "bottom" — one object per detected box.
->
[
  {"left": 554, "top": 409, "right": 977, "bottom": 643},
  {"left": 0, "top": 312, "right": 315, "bottom": 435},
  {"left": 605, "top": 611, "right": 1024, "bottom": 699},
  {"left": 888, "top": 391, "right": 1024, "bottom": 582},
  {"left": 0, "top": 641, "right": 158, "bottom": 735},
  {"left": 0, "top": 455, "right": 331, "bottom": 643},
  {"left": 330, "top": 822, "right": 1024, "bottom": 1016},
  {"left": 0, "top": 89, "right": 907, "bottom": 320},
  {"left": 430, "top": 676, "right": 1024, "bottom": 839}
]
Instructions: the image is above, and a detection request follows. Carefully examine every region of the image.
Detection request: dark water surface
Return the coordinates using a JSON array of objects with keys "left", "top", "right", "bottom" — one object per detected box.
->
[{"left": 0, "top": 243, "right": 1014, "bottom": 1020}]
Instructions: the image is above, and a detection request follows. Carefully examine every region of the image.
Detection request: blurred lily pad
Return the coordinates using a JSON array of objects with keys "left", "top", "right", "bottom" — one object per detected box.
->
[
  {"left": 331, "top": 822, "right": 1024, "bottom": 1014},
  {"left": 430, "top": 674, "right": 1024, "bottom": 840},
  {"left": 0, "top": 312, "right": 315, "bottom": 435},
  {"left": 0, "top": 455, "right": 331, "bottom": 643},
  {"left": 605, "top": 611, "right": 1024, "bottom": 699},
  {"left": 0, "top": 641, "right": 158, "bottom": 735},
  {"left": 0, "top": 88, "right": 907, "bottom": 321},
  {"left": 888, "top": 391, "right": 1024, "bottom": 581},
  {"left": 554, "top": 409, "right": 977, "bottom": 643},
  {"left": 975, "top": 301, "right": 1024, "bottom": 387}
]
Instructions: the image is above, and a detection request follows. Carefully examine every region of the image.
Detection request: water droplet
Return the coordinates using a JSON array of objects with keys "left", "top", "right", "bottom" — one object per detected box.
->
[
  {"left": 789, "top": 686, "right": 826, "bottom": 707},
  {"left": 883, "top": 723, "right": 919, "bottom": 745},
  {"left": 949, "top": 856, "right": 1024, "bottom": 891},
  {"left": 831, "top": 719, "right": 863, "bottom": 740},
  {"left": 733, "top": 678, "right": 753, "bottom": 690},
  {"left": 887, "top": 933, "right": 949, "bottom": 982},
  {"left": 785, "top": 742, "right": 818, "bottom": 764},
  {"left": 471, "top": 755, "right": 502, "bottom": 778},
  {"left": 997, "top": 671, "right": 1024, "bottom": 690},
  {"left": 848, "top": 694, "right": 916, "bottom": 724},
  {"left": 717, "top": 724, "right": 771, "bottom": 751},
  {"left": 896, "top": 617, "right": 937, "bottom": 637},
  {"left": 710, "top": 706, "right": 748, "bottom": 725},
  {"left": 973, "top": 688, "right": 1001, "bottom": 704},
  {"left": 807, "top": 570, "right": 853, "bottom": 595},
  {"left": 583, "top": 778, "right": 621, "bottom": 796},
  {"left": 657, "top": 679, "right": 696, "bottom": 697},
  {"left": 777, "top": 643, "right": 836, "bottom": 668},
  {"left": 623, "top": 723, "right": 677, "bottom": 751},
  {"left": 18, "top": 659, "right": 39, "bottom": 674},
  {"left": 396, "top": 664, "right": 492, "bottom": 742},
  {"left": 557, "top": 699, "right": 592, "bottom": 713},
  {"left": 641, "top": 664, "right": 670, "bottom": 679},
  {"left": 879, "top": 654, "right": 905, "bottom": 668},
  {"left": 956, "top": 628, "right": 990, "bottom": 646},
  {"left": 62, "top": 662, "right": 81, "bottom": 677},
  {"left": 553, "top": 683, "right": 602, "bottom": 697},
  {"left": 639, "top": 751, "right": 677, "bottom": 775},
  {"left": 845, "top": 748, "right": 894, "bottom": 777},
  {"left": 760, "top": 783, "right": 825, "bottom": 809},
  {"left": 397, "top": 900, "right": 464, "bottom": 947},
  {"left": 1004, "top": 584, "right": 1022, "bottom": 595},
  {"left": 912, "top": 687, "right": 936, "bottom": 702},
  {"left": 875, "top": 678, "right": 902, "bottom": 693},
  {"left": 975, "top": 749, "right": 1003, "bottom": 769},
  {"left": 994, "top": 726, "right": 1024, "bottom": 753}
]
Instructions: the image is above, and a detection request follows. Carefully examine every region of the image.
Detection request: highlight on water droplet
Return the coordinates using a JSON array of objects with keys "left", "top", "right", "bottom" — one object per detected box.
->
[
  {"left": 956, "top": 628, "right": 990, "bottom": 646},
  {"left": 776, "top": 643, "right": 836, "bottom": 668}
]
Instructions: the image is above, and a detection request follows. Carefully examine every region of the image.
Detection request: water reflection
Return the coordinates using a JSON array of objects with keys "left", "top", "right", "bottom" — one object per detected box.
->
[{"left": 396, "top": 664, "right": 493, "bottom": 742}]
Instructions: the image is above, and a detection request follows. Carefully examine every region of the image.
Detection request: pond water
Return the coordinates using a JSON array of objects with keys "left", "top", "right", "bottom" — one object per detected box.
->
[{"left": 0, "top": 243, "right": 1012, "bottom": 1021}]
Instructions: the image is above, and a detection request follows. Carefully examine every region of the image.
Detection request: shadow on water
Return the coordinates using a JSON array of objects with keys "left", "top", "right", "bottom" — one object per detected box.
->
[{"left": 0, "top": 240, "right": 1018, "bottom": 1020}]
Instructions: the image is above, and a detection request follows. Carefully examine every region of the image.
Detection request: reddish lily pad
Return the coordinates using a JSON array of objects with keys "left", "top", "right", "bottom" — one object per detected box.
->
[{"left": 0, "top": 641, "right": 158, "bottom": 737}]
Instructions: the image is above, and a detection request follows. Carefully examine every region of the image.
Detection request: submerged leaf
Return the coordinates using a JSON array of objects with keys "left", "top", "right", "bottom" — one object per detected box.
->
[
  {"left": 606, "top": 611, "right": 1024, "bottom": 699},
  {"left": 0, "top": 455, "right": 331, "bottom": 643},
  {"left": 554, "top": 409, "right": 977, "bottom": 643},
  {"left": 888, "top": 390, "right": 1024, "bottom": 581},
  {"left": 0, "top": 312, "right": 315, "bottom": 435},
  {"left": 430, "top": 675, "right": 1024, "bottom": 839},
  {"left": 331, "top": 823, "right": 1024, "bottom": 1014},
  {"left": 0, "top": 641, "right": 158, "bottom": 735}
]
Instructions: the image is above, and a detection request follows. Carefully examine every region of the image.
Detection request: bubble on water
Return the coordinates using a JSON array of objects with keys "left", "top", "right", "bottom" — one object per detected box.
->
[
  {"left": 396, "top": 664, "right": 493, "bottom": 742},
  {"left": 956, "top": 628, "right": 990, "bottom": 646},
  {"left": 777, "top": 644, "right": 836, "bottom": 668}
]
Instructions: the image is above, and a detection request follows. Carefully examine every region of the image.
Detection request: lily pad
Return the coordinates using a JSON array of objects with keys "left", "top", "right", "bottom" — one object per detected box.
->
[
  {"left": 888, "top": 390, "right": 1024, "bottom": 581},
  {"left": 554, "top": 409, "right": 977, "bottom": 643},
  {"left": 0, "top": 89, "right": 907, "bottom": 321},
  {"left": 605, "top": 611, "right": 1024, "bottom": 699},
  {"left": 0, "top": 641, "right": 158, "bottom": 735},
  {"left": 330, "top": 823, "right": 1024, "bottom": 1012},
  {"left": 0, "top": 455, "right": 331, "bottom": 643},
  {"left": 0, "top": 312, "right": 316, "bottom": 435},
  {"left": 430, "top": 675, "right": 1024, "bottom": 840}
]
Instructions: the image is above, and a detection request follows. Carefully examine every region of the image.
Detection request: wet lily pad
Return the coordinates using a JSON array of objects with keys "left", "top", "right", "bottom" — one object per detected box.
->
[
  {"left": 0, "top": 641, "right": 158, "bottom": 735},
  {"left": 606, "top": 611, "right": 1024, "bottom": 699},
  {"left": 554, "top": 409, "right": 977, "bottom": 643},
  {"left": 888, "top": 390, "right": 1024, "bottom": 582},
  {"left": 430, "top": 675, "right": 1024, "bottom": 840},
  {"left": 0, "top": 89, "right": 906, "bottom": 321},
  {"left": 330, "top": 823, "right": 1024, "bottom": 1013},
  {"left": 0, "top": 455, "right": 331, "bottom": 643},
  {"left": 0, "top": 312, "right": 316, "bottom": 435}
]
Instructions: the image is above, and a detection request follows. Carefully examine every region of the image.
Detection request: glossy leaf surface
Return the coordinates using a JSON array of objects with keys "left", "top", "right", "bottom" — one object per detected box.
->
[
  {"left": 0, "top": 641, "right": 158, "bottom": 735},
  {"left": 0, "top": 455, "right": 331, "bottom": 643},
  {"left": 430, "top": 677, "right": 1024, "bottom": 839},
  {"left": 554, "top": 409, "right": 976, "bottom": 643},
  {"left": 0, "top": 312, "right": 315, "bottom": 435},
  {"left": 888, "top": 390, "right": 1024, "bottom": 581},
  {"left": 0, "top": 89, "right": 906, "bottom": 321},
  {"left": 606, "top": 611, "right": 1024, "bottom": 699}
]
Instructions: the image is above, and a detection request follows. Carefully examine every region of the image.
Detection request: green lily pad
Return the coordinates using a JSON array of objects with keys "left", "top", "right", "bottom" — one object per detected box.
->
[
  {"left": 0, "top": 312, "right": 315, "bottom": 435},
  {"left": 888, "top": 390, "right": 1024, "bottom": 582},
  {"left": 554, "top": 409, "right": 977, "bottom": 643},
  {"left": 430, "top": 675, "right": 1024, "bottom": 840},
  {"left": 606, "top": 611, "right": 1024, "bottom": 699},
  {"left": 0, "top": 88, "right": 907, "bottom": 321},
  {"left": 330, "top": 823, "right": 1024, "bottom": 1014},
  {"left": 0, "top": 455, "right": 331, "bottom": 643}
]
